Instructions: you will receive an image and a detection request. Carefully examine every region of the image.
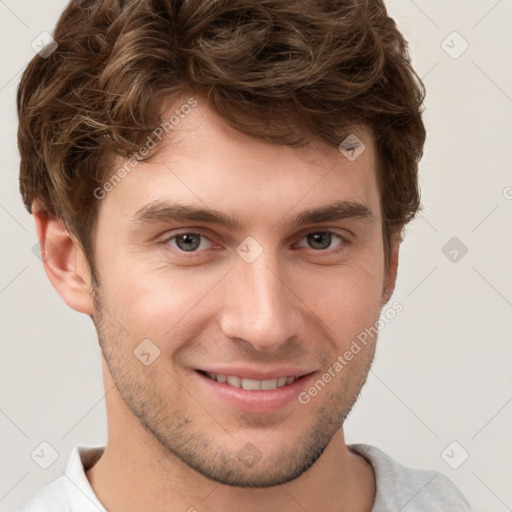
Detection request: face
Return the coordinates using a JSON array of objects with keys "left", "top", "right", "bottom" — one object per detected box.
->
[{"left": 88, "top": 98, "right": 396, "bottom": 487}]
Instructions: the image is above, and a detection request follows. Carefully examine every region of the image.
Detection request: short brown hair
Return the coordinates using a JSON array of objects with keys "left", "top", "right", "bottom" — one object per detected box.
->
[{"left": 17, "top": 0, "right": 426, "bottom": 284}]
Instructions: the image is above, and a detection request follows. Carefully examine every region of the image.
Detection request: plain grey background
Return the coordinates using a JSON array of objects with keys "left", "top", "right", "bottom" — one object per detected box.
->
[{"left": 1, "top": 1, "right": 511, "bottom": 511}]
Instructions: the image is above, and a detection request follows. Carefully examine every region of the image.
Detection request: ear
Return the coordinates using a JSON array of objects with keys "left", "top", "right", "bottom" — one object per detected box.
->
[
  {"left": 32, "top": 200, "right": 94, "bottom": 315},
  {"left": 381, "top": 231, "right": 401, "bottom": 306}
]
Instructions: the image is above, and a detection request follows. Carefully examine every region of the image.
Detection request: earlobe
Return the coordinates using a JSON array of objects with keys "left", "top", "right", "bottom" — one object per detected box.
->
[{"left": 32, "top": 200, "right": 94, "bottom": 315}]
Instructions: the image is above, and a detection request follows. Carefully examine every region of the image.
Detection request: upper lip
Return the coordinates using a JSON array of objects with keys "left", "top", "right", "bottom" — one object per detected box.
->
[{"left": 196, "top": 367, "right": 315, "bottom": 381}]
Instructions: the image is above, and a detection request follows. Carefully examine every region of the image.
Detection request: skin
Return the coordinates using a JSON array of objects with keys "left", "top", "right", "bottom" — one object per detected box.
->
[{"left": 34, "top": 97, "right": 400, "bottom": 512}]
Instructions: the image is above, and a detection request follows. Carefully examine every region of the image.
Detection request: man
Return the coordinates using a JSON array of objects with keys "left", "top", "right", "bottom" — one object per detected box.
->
[{"left": 16, "top": 0, "right": 474, "bottom": 510}]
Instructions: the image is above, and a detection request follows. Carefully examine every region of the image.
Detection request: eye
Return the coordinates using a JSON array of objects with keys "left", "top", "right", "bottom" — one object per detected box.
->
[
  {"left": 165, "top": 232, "right": 213, "bottom": 252},
  {"left": 161, "top": 229, "right": 347, "bottom": 256},
  {"left": 296, "top": 231, "right": 345, "bottom": 251}
]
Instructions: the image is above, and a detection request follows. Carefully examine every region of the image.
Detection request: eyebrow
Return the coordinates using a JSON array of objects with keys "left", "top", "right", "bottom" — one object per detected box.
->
[{"left": 131, "top": 199, "right": 374, "bottom": 230}]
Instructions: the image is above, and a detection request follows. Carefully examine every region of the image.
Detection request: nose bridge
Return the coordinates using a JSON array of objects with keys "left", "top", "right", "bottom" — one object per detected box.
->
[{"left": 219, "top": 249, "right": 303, "bottom": 350}]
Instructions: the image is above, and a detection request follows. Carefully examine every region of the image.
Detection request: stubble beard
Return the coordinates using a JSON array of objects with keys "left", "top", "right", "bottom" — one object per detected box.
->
[{"left": 90, "top": 284, "right": 376, "bottom": 488}]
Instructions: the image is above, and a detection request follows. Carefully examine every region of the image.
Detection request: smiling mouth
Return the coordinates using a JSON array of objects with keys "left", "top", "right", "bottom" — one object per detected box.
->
[{"left": 196, "top": 370, "right": 306, "bottom": 391}]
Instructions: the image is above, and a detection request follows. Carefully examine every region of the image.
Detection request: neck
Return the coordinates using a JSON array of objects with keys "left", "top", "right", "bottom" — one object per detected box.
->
[
  {"left": 86, "top": 374, "right": 375, "bottom": 512},
  {"left": 87, "top": 436, "right": 374, "bottom": 512}
]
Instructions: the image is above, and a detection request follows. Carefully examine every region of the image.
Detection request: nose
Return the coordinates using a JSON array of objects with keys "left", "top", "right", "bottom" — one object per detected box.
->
[{"left": 219, "top": 250, "right": 306, "bottom": 352}]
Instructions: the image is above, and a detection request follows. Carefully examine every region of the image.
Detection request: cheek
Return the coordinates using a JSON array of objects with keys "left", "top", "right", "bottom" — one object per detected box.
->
[
  {"left": 96, "top": 230, "right": 386, "bottom": 349},
  {"left": 101, "top": 262, "right": 224, "bottom": 340},
  {"left": 299, "top": 261, "right": 385, "bottom": 342}
]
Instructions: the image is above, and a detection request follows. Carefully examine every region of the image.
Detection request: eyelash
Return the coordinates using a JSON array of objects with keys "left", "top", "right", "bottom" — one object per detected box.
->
[{"left": 160, "top": 229, "right": 349, "bottom": 256}]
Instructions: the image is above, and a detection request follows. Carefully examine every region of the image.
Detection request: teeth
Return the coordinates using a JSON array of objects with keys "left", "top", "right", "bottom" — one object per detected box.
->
[
  {"left": 261, "top": 379, "right": 278, "bottom": 390},
  {"left": 242, "top": 378, "right": 261, "bottom": 390},
  {"left": 226, "top": 375, "right": 241, "bottom": 387},
  {"left": 204, "top": 372, "right": 300, "bottom": 390}
]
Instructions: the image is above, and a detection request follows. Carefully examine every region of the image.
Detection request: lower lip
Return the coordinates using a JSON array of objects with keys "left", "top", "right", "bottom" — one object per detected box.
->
[{"left": 194, "top": 370, "right": 317, "bottom": 413}]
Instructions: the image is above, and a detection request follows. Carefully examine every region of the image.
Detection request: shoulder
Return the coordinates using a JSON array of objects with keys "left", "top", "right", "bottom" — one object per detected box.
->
[
  {"left": 348, "top": 443, "right": 474, "bottom": 512},
  {"left": 17, "top": 444, "right": 105, "bottom": 512},
  {"left": 19, "top": 476, "right": 69, "bottom": 512}
]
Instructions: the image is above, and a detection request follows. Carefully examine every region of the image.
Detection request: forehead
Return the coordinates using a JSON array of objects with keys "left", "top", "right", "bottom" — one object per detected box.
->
[{"left": 98, "top": 99, "right": 381, "bottom": 226}]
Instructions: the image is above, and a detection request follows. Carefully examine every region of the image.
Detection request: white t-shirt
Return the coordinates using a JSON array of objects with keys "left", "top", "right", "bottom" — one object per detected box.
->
[{"left": 18, "top": 443, "right": 474, "bottom": 511}]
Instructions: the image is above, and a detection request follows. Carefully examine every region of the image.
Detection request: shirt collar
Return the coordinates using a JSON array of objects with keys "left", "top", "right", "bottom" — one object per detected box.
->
[
  {"left": 63, "top": 445, "right": 107, "bottom": 512},
  {"left": 64, "top": 443, "right": 384, "bottom": 511}
]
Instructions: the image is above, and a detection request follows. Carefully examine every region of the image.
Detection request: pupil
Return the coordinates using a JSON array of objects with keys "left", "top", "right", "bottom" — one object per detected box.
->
[
  {"left": 308, "top": 232, "right": 331, "bottom": 250},
  {"left": 177, "top": 233, "right": 200, "bottom": 251}
]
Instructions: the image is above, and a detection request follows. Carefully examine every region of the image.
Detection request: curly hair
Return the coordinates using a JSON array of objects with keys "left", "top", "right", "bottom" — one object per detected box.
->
[{"left": 17, "top": 0, "right": 426, "bottom": 283}]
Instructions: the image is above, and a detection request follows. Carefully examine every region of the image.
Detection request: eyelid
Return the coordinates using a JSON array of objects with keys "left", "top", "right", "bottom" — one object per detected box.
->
[
  {"left": 160, "top": 229, "right": 217, "bottom": 250},
  {"left": 293, "top": 226, "right": 352, "bottom": 244},
  {"left": 160, "top": 227, "right": 351, "bottom": 255},
  {"left": 293, "top": 229, "right": 349, "bottom": 251}
]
